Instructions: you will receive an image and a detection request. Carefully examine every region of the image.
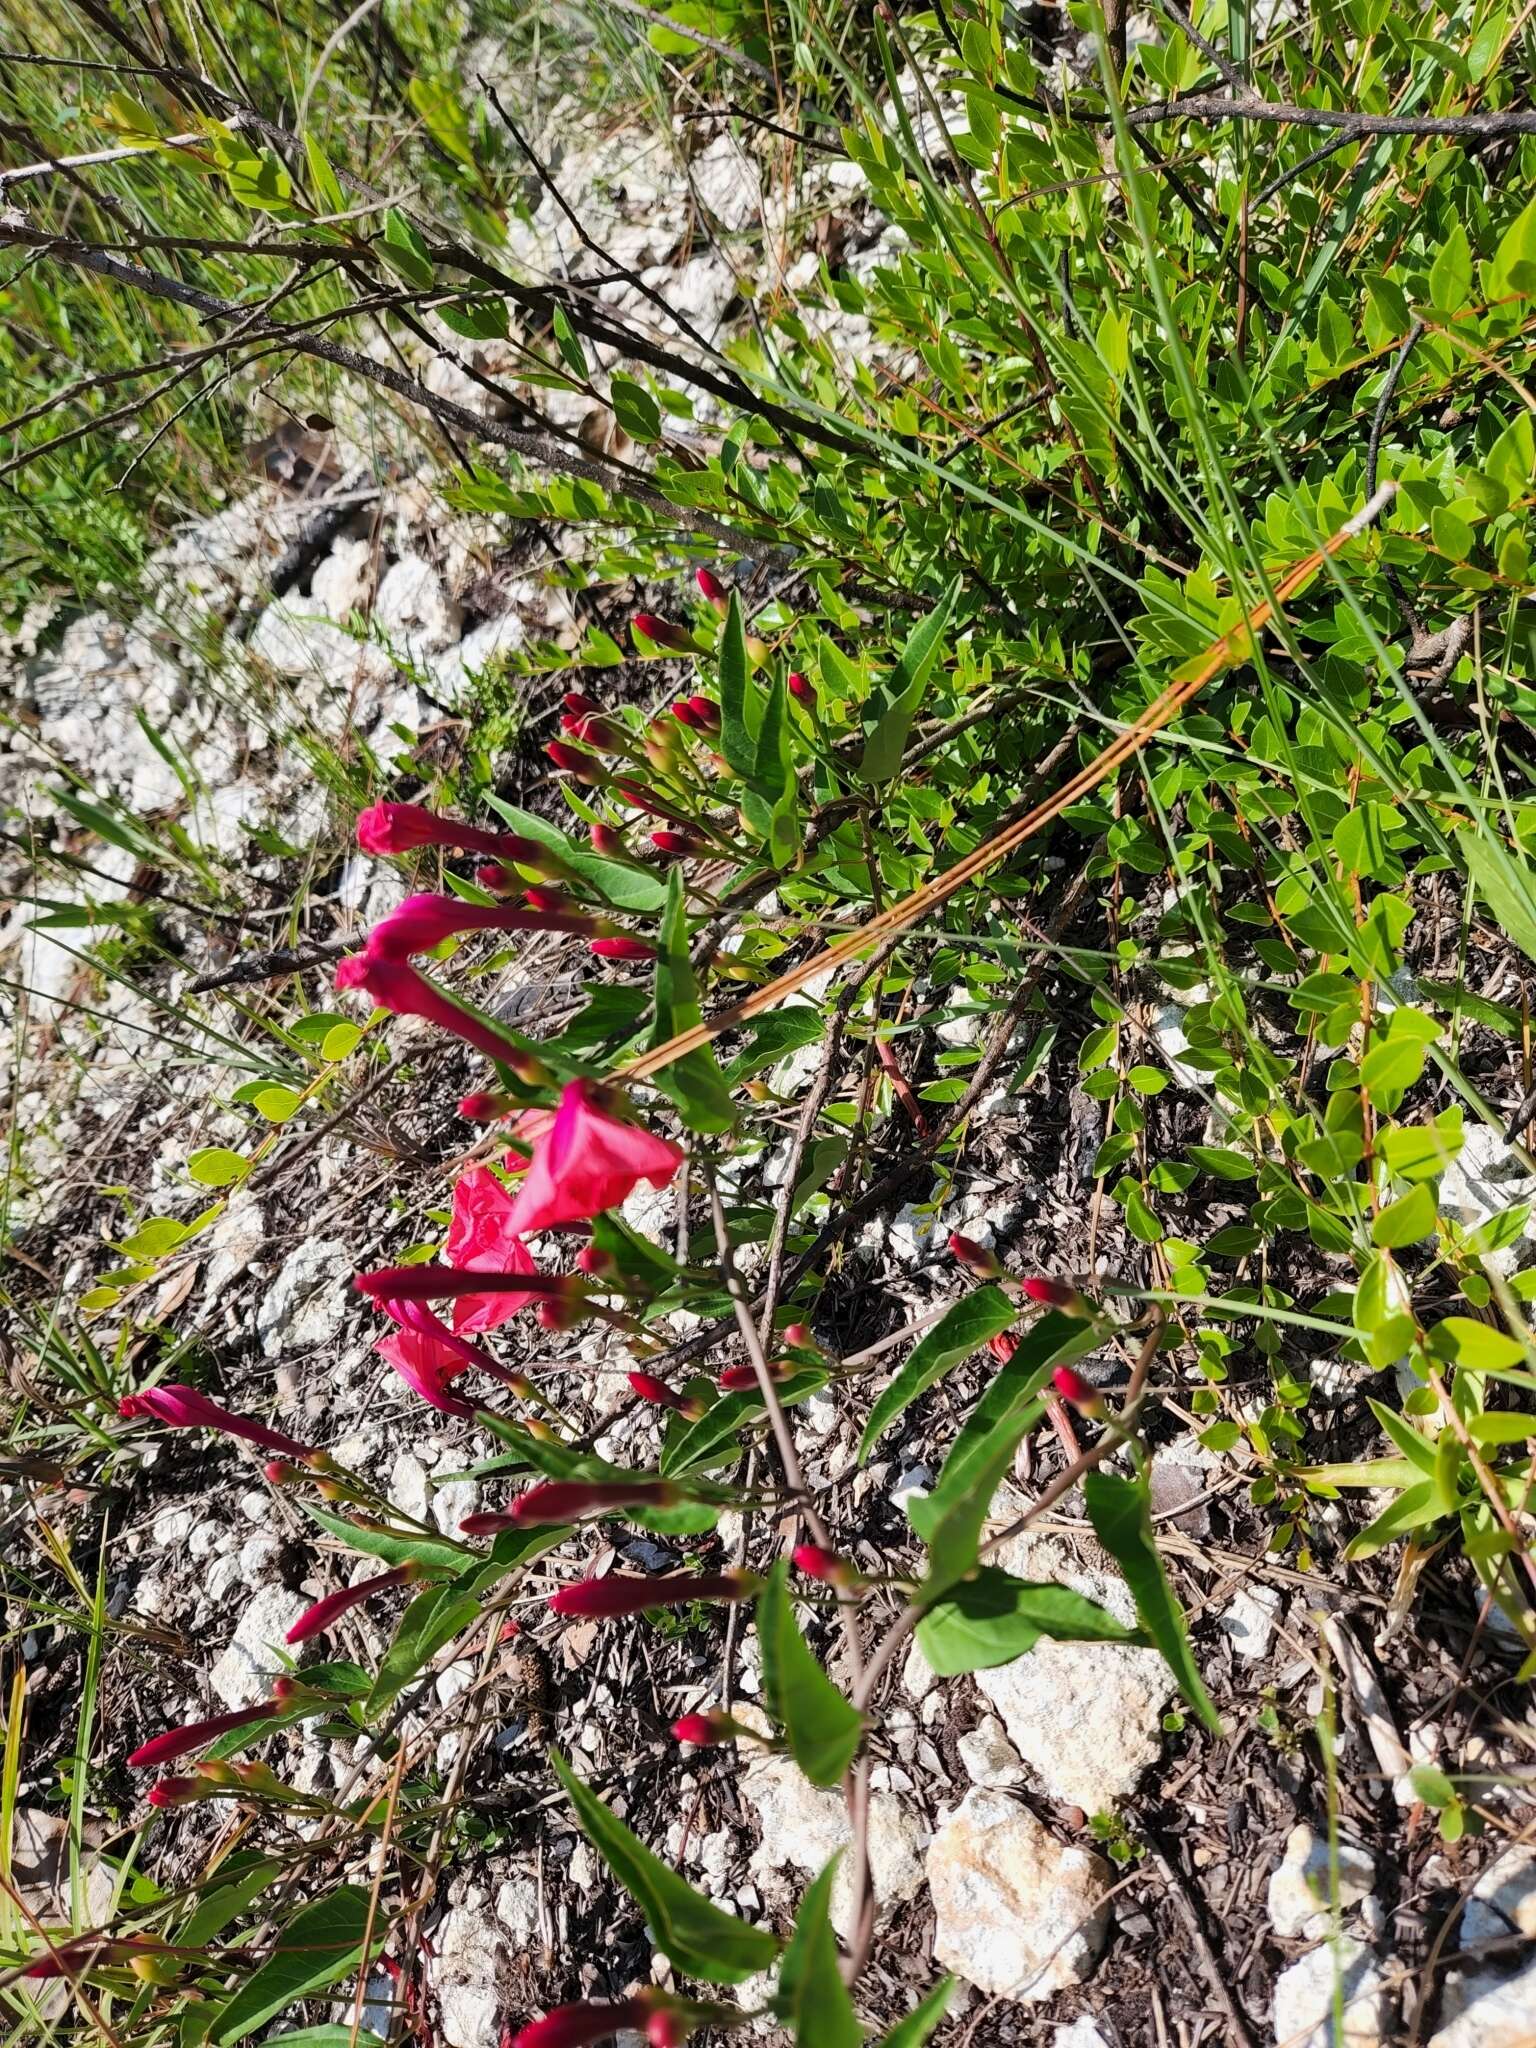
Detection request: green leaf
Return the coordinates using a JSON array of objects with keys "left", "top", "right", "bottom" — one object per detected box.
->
[
  {"left": 551, "top": 1751, "right": 778, "bottom": 1983},
  {"left": 1407, "top": 1762, "right": 1458, "bottom": 1809},
  {"left": 610, "top": 374, "right": 661, "bottom": 442},
  {"left": 179, "top": 1858, "right": 285, "bottom": 1949},
  {"left": 1082, "top": 1469, "right": 1221, "bottom": 1733},
  {"left": 1371, "top": 1183, "right": 1437, "bottom": 1247},
  {"left": 187, "top": 1147, "right": 250, "bottom": 1188},
  {"left": 1186, "top": 1145, "right": 1254, "bottom": 1181},
  {"left": 909, "top": 1311, "right": 1101, "bottom": 1598},
  {"left": 875, "top": 1978, "right": 956, "bottom": 2047},
  {"left": 717, "top": 592, "right": 759, "bottom": 778},
  {"left": 267, "top": 2034, "right": 387, "bottom": 2048},
  {"left": 1428, "top": 219, "right": 1472, "bottom": 312},
  {"left": 1458, "top": 826, "right": 1536, "bottom": 970},
  {"left": 1344, "top": 1479, "right": 1445, "bottom": 1559},
  {"left": 774, "top": 1861, "right": 861, "bottom": 2048},
  {"left": 758, "top": 1562, "right": 863, "bottom": 1785},
  {"left": 659, "top": 1369, "right": 827, "bottom": 1477},
  {"left": 303, "top": 133, "right": 345, "bottom": 213},
  {"left": 857, "top": 577, "right": 961, "bottom": 784},
  {"left": 860, "top": 1285, "right": 1017, "bottom": 1459},
  {"left": 382, "top": 208, "right": 433, "bottom": 288},
  {"left": 299, "top": 1503, "right": 470, "bottom": 1575},
  {"left": 1493, "top": 195, "right": 1536, "bottom": 295},
  {"left": 481, "top": 797, "right": 667, "bottom": 913},
  {"left": 916, "top": 1565, "right": 1142, "bottom": 1676},
  {"left": 1427, "top": 1315, "right": 1527, "bottom": 1371},
  {"left": 1359, "top": 1034, "right": 1425, "bottom": 1097},
  {"left": 647, "top": 869, "right": 736, "bottom": 1131},
  {"left": 210, "top": 1887, "right": 381, "bottom": 2044},
  {"left": 552, "top": 305, "right": 588, "bottom": 378},
  {"left": 364, "top": 1584, "right": 482, "bottom": 1717}
]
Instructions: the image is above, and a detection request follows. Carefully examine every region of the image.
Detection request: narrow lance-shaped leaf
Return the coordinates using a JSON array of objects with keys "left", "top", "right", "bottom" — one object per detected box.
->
[
  {"left": 917, "top": 1564, "right": 1144, "bottom": 1677},
  {"left": 758, "top": 1561, "right": 863, "bottom": 1786},
  {"left": 857, "top": 576, "right": 961, "bottom": 784},
  {"left": 773, "top": 1859, "right": 862, "bottom": 2048},
  {"left": 1082, "top": 1468, "right": 1222, "bottom": 1734},
  {"left": 648, "top": 868, "right": 736, "bottom": 1133},
  {"left": 210, "top": 1886, "right": 382, "bottom": 2044},
  {"left": 861, "top": 1285, "right": 1018, "bottom": 1460},
  {"left": 551, "top": 1751, "right": 779, "bottom": 1983},
  {"left": 717, "top": 590, "right": 760, "bottom": 778},
  {"left": 876, "top": 1976, "right": 956, "bottom": 2047}
]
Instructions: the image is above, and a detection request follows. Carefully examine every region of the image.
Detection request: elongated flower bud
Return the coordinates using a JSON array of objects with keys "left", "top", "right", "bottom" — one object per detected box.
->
[
  {"left": 365, "top": 893, "right": 596, "bottom": 960},
  {"left": 695, "top": 567, "right": 729, "bottom": 616},
  {"left": 358, "top": 1265, "right": 578, "bottom": 1305},
  {"left": 524, "top": 886, "right": 577, "bottom": 916},
  {"left": 129, "top": 1698, "right": 282, "bottom": 1769},
  {"left": 792, "top": 1543, "right": 858, "bottom": 1587},
  {"left": 146, "top": 1775, "right": 210, "bottom": 1808},
  {"left": 628, "top": 1371, "right": 690, "bottom": 1412},
  {"left": 335, "top": 954, "right": 528, "bottom": 1068},
  {"left": 563, "top": 690, "right": 600, "bottom": 717},
  {"left": 471, "top": 1479, "right": 679, "bottom": 1531},
  {"left": 459, "top": 1090, "right": 516, "bottom": 1121},
  {"left": 782, "top": 1324, "right": 820, "bottom": 1352},
  {"left": 787, "top": 671, "right": 815, "bottom": 706},
  {"left": 513, "top": 2001, "right": 651, "bottom": 2048},
  {"left": 1052, "top": 1365, "right": 1102, "bottom": 1412},
  {"left": 568, "top": 713, "right": 624, "bottom": 751},
  {"left": 987, "top": 1330, "right": 1018, "bottom": 1364},
  {"left": 590, "top": 936, "right": 656, "bottom": 961},
  {"left": 119, "top": 1385, "right": 315, "bottom": 1464},
  {"left": 545, "top": 741, "right": 606, "bottom": 784},
  {"left": 548, "top": 1570, "right": 757, "bottom": 1619},
  {"left": 686, "top": 695, "right": 721, "bottom": 732},
  {"left": 286, "top": 1564, "right": 418, "bottom": 1644},
  {"left": 671, "top": 1711, "right": 735, "bottom": 1747},
  {"left": 1022, "top": 1276, "right": 1092, "bottom": 1317},
  {"left": 633, "top": 614, "right": 702, "bottom": 656},
  {"left": 652, "top": 829, "right": 705, "bottom": 857},
  {"left": 948, "top": 1232, "right": 1002, "bottom": 1278},
  {"left": 356, "top": 802, "right": 543, "bottom": 864},
  {"left": 613, "top": 778, "right": 693, "bottom": 825},
  {"left": 590, "top": 822, "right": 627, "bottom": 856},
  {"left": 671, "top": 699, "right": 705, "bottom": 731}
]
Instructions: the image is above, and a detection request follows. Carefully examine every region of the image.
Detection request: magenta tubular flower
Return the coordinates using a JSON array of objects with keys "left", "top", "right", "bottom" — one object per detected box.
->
[
  {"left": 787, "top": 670, "right": 815, "bottom": 706},
  {"left": 128, "top": 1698, "right": 282, "bottom": 1769},
  {"left": 446, "top": 1167, "right": 540, "bottom": 1332},
  {"left": 545, "top": 740, "right": 606, "bottom": 784},
  {"left": 695, "top": 567, "right": 729, "bottom": 616},
  {"left": 1022, "top": 1275, "right": 1092, "bottom": 1316},
  {"left": 513, "top": 2000, "right": 651, "bottom": 2048},
  {"left": 948, "top": 1231, "right": 1002, "bottom": 1278},
  {"left": 359, "top": 1265, "right": 578, "bottom": 1306},
  {"left": 590, "top": 935, "right": 656, "bottom": 962},
  {"left": 548, "top": 1570, "right": 757, "bottom": 1619},
  {"left": 1052, "top": 1365, "right": 1101, "bottom": 1411},
  {"left": 628, "top": 1371, "right": 689, "bottom": 1412},
  {"left": 632, "top": 613, "right": 702, "bottom": 656},
  {"left": 364, "top": 892, "right": 596, "bottom": 961},
  {"left": 356, "top": 802, "right": 543, "bottom": 864},
  {"left": 286, "top": 1564, "right": 417, "bottom": 1644},
  {"left": 504, "top": 1080, "right": 683, "bottom": 1237},
  {"left": 118, "top": 1385, "right": 315, "bottom": 1463},
  {"left": 335, "top": 953, "right": 527, "bottom": 1068},
  {"left": 686, "top": 696, "right": 721, "bottom": 732},
  {"left": 671, "top": 1711, "right": 732, "bottom": 1746}
]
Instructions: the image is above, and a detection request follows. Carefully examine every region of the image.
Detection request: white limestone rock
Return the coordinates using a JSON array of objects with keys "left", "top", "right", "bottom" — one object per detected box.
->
[
  {"left": 257, "top": 1237, "right": 349, "bottom": 1351},
  {"left": 1267, "top": 1824, "right": 1376, "bottom": 1939},
  {"left": 741, "top": 1749, "right": 926, "bottom": 1939},
  {"left": 1271, "top": 1938, "right": 1389, "bottom": 2048},
  {"left": 209, "top": 1583, "right": 310, "bottom": 1707},
  {"left": 1221, "top": 1585, "right": 1283, "bottom": 1662}
]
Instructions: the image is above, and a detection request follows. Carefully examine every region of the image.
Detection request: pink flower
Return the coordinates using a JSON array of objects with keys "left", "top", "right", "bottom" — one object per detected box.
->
[
  {"left": 987, "top": 1330, "right": 1018, "bottom": 1364},
  {"left": 948, "top": 1231, "right": 1002, "bottom": 1278},
  {"left": 286, "top": 1565, "right": 417, "bottom": 1644},
  {"left": 364, "top": 892, "right": 595, "bottom": 961},
  {"left": 506, "top": 1082, "right": 683, "bottom": 1237},
  {"left": 356, "top": 802, "right": 544, "bottom": 863},
  {"left": 513, "top": 2001, "right": 650, "bottom": 2048},
  {"left": 358, "top": 1266, "right": 578, "bottom": 1306},
  {"left": 633, "top": 613, "right": 701, "bottom": 655},
  {"left": 128, "top": 1699, "right": 282, "bottom": 1769},
  {"left": 375, "top": 1323, "right": 477, "bottom": 1419},
  {"left": 334, "top": 954, "right": 525, "bottom": 1067},
  {"left": 788, "top": 671, "right": 815, "bottom": 706},
  {"left": 118, "top": 1385, "right": 315, "bottom": 1463},
  {"left": 695, "top": 567, "right": 728, "bottom": 615},
  {"left": 590, "top": 936, "right": 656, "bottom": 961},
  {"left": 548, "top": 1570, "right": 757, "bottom": 1619},
  {"left": 1022, "top": 1276, "right": 1091, "bottom": 1316},
  {"left": 446, "top": 1167, "right": 540, "bottom": 1332}
]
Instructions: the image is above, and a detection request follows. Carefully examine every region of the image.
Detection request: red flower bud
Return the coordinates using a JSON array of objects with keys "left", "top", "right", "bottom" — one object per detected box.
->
[
  {"left": 652, "top": 829, "right": 705, "bottom": 857},
  {"left": 548, "top": 1569, "right": 757, "bottom": 1619},
  {"left": 671, "top": 1712, "right": 727, "bottom": 1746},
  {"left": 647, "top": 2012, "right": 687, "bottom": 2048},
  {"left": 545, "top": 741, "right": 606, "bottom": 784},
  {"left": 513, "top": 1999, "right": 651, "bottom": 2048},
  {"left": 128, "top": 1699, "right": 283, "bottom": 1769},
  {"left": 782, "top": 1323, "right": 819, "bottom": 1351},
  {"left": 613, "top": 778, "right": 692, "bottom": 824},
  {"left": 473, "top": 1479, "right": 679, "bottom": 1530},
  {"left": 1022, "top": 1276, "right": 1092, "bottom": 1316},
  {"left": 590, "top": 822, "right": 628, "bottom": 857},
  {"left": 1052, "top": 1365, "right": 1101, "bottom": 1411},
  {"left": 948, "top": 1231, "right": 1002, "bottom": 1278},
  {"left": 286, "top": 1564, "right": 417, "bottom": 1644},
  {"left": 633, "top": 614, "right": 701, "bottom": 655},
  {"left": 577, "top": 1245, "right": 615, "bottom": 1277},
  {"left": 538, "top": 1294, "right": 580, "bottom": 1331},
  {"left": 590, "top": 936, "right": 656, "bottom": 961},
  {"left": 569, "top": 713, "right": 624, "bottom": 750},
  {"left": 717, "top": 1364, "right": 758, "bottom": 1392},
  {"left": 263, "top": 1459, "right": 300, "bottom": 1486},
  {"left": 671, "top": 699, "right": 705, "bottom": 731},
  {"left": 629, "top": 1370, "right": 682, "bottom": 1408},
  {"left": 459, "top": 1091, "right": 517, "bottom": 1121},
  {"left": 787, "top": 671, "right": 815, "bottom": 706},
  {"left": 695, "top": 567, "right": 728, "bottom": 615},
  {"left": 792, "top": 1543, "right": 857, "bottom": 1586},
  {"left": 119, "top": 1385, "right": 315, "bottom": 1463},
  {"left": 524, "top": 885, "right": 577, "bottom": 916},
  {"left": 146, "top": 1776, "right": 207, "bottom": 1808},
  {"left": 987, "top": 1331, "right": 1018, "bottom": 1365},
  {"left": 356, "top": 802, "right": 542, "bottom": 865},
  {"left": 686, "top": 695, "right": 721, "bottom": 732},
  {"left": 563, "top": 691, "right": 600, "bottom": 718}
]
